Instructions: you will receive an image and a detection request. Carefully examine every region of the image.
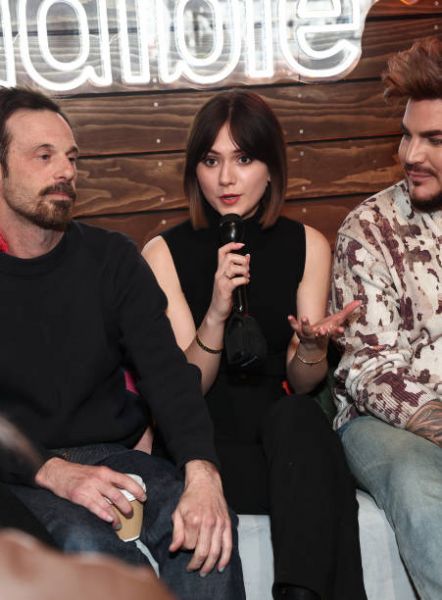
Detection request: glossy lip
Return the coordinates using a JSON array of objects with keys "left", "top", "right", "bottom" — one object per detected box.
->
[{"left": 219, "top": 194, "right": 241, "bottom": 205}]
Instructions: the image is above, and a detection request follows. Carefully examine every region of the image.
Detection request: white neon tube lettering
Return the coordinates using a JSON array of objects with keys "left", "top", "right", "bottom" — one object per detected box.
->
[
  {"left": 176, "top": 0, "right": 223, "bottom": 67},
  {"left": 4, "top": 0, "right": 375, "bottom": 92},
  {"left": 38, "top": 0, "right": 89, "bottom": 71},
  {"left": 0, "top": 0, "right": 16, "bottom": 87},
  {"left": 157, "top": 0, "right": 242, "bottom": 85},
  {"left": 117, "top": 0, "right": 151, "bottom": 84},
  {"left": 19, "top": 0, "right": 112, "bottom": 92},
  {"left": 298, "top": 0, "right": 342, "bottom": 18},
  {"left": 245, "top": 0, "right": 274, "bottom": 78},
  {"left": 279, "top": 0, "right": 361, "bottom": 79}
]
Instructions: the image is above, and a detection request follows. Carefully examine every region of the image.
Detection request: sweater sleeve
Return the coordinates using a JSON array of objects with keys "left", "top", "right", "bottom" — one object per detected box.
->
[
  {"left": 331, "top": 229, "right": 440, "bottom": 429},
  {"left": 110, "top": 237, "right": 219, "bottom": 469}
]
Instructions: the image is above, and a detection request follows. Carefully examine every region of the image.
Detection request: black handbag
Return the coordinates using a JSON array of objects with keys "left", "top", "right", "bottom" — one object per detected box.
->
[{"left": 224, "top": 312, "right": 268, "bottom": 372}]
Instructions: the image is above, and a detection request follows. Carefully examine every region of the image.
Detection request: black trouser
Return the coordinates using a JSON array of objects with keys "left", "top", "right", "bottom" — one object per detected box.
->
[{"left": 216, "top": 395, "right": 367, "bottom": 600}]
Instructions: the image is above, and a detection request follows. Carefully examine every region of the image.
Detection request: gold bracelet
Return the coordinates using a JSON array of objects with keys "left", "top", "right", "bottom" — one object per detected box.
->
[
  {"left": 195, "top": 332, "right": 223, "bottom": 355},
  {"left": 294, "top": 346, "right": 327, "bottom": 366}
]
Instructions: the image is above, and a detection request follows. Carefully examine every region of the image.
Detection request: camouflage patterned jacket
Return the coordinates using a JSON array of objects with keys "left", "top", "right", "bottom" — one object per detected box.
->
[{"left": 331, "top": 180, "right": 442, "bottom": 430}]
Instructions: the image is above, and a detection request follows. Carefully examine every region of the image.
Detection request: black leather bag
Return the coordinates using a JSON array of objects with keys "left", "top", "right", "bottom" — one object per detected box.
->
[{"left": 224, "top": 312, "right": 268, "bottom": 371}]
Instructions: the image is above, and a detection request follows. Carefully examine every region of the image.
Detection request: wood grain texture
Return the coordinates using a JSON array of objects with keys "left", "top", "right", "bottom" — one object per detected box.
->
[
  {"left": 287, "top": 138, "right": 402, "bottom": 199},
  {"left": 78, "top": 195, "right": 368, "bottom": 250},
  {"left": 64, "top": 79, "right": 404, "bottom": 156},
  {"left": 60, "top": 17, "right": 441, "bottom": 156},
  {"left": 351, "top": 17, "right": 441, "bottom": 79},
  {"left": 73, "top": 137, "right": 402, "bottom": 218},
  {"left": 370, "top": 0, "right": 442, "bottom": 17},
  {"left": 60, "top": 0, "right": 438, "bottom": 252}
]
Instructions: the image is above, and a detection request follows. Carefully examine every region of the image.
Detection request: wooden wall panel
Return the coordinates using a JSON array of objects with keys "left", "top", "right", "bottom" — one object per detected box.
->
[
  {"left": 351, "top": 17, "right": 441, "bottom": 79},
  {"left": 65, "top": 0, "right": 441, "bottom": 249},
  {"left": 286, "top": 138, "right": 402, "bottom": 199},
  {"left": 61, "top": 23, "right": 441, "bottom": 156},
  {"left": 370, "top": 0, "right": 442, "bottom": 16},
  {"left": 79, "top": 194, "right": 367, "bottom": 250},
  {"left": 74, "top": 137, "right": 402, "bottom": 217},
  {"left": 65, "top": 79, "right": 404, "bottom": 156}
]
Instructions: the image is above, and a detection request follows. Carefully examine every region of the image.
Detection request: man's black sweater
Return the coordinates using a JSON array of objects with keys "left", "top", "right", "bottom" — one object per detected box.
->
[{"left": 0, "top": 222, "right": 217, "bottom": 483}]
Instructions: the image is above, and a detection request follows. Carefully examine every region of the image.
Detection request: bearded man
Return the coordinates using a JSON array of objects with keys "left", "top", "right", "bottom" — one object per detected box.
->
[
  {"left": 331, "top": 37, "right": 442, "bottom": 600},
  {"left": 0, "top": 86, "right": 245, "bottom": 600}
]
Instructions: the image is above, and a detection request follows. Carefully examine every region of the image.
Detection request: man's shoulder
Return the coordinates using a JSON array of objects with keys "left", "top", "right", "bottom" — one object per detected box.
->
[
  {"left": 69, "top": 222, "right": 152, "bottom": 289},
  {"left": 70, "top": 221, "right": 137, "bottom": 256},
  {"left": 338, "top": 180, "right": 409, "bottom": 239}
]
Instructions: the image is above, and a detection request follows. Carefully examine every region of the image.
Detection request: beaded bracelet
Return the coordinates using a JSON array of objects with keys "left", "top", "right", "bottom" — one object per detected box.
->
[
  {"left": 294, "top": 346, "right": 327, "bottom": 366},
  {"left": 195, "top": 332, "right": 223, "bottom": 355}
]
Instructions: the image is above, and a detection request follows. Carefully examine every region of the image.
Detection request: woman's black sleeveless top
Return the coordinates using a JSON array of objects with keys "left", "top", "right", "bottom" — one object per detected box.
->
[{"left": 161, "top": 206, "right": 306, "bottom": 445}]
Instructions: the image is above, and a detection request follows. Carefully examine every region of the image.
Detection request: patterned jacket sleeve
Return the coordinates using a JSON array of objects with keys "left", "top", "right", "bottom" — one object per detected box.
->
[{"left": 331, "top": 225, "right": 440, "bottom": 429}]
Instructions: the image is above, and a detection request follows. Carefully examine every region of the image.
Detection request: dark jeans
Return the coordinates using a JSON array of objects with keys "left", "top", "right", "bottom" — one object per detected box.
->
[
  {"left": 6, "top": 444, "right": 245, "bottom": 600},
  {"left": 0, "top": 482, "right": 57, "bottom": 548}
]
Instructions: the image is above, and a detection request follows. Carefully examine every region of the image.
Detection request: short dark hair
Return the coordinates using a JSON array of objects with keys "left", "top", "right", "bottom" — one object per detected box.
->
[
  {"left": 383, "top": 37, "right": 442, "bottom": 101},
  {"left": 184, "top": 90, "right": 287, "bottom": 229},
  {"left": 0, "top": 86, "right": 70, "bottom": 176}
]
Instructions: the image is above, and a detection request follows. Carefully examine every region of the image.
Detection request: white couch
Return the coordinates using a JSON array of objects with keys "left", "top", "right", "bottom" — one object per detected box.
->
[{"left": 238, "top": 490, "right": 417, "bottom": 600}]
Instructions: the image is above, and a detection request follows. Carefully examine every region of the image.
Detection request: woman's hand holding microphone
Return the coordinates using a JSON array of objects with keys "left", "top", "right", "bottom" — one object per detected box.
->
[{"left": 208, "top": 242, "right": 250, "bottom": 323}]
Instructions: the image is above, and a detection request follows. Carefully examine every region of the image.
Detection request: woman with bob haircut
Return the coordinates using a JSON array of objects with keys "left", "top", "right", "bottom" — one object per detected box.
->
[{"left": 143, "top": 90, "right": 366, "bottom": 600}]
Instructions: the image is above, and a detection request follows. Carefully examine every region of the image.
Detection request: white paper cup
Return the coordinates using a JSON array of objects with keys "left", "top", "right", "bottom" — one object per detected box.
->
[{"left": 112, "top": 474, "right": 146, "bottom": 542}]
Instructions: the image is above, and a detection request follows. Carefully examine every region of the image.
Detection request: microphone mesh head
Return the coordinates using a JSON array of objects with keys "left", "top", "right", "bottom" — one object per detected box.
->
[{"left": 219, "top": 213, "right": 244, "bottom": 245}]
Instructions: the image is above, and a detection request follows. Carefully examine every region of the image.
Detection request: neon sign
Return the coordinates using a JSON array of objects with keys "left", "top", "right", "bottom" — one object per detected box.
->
[{"left": 0, "top": 0, "right": 377, "bottom": 93}]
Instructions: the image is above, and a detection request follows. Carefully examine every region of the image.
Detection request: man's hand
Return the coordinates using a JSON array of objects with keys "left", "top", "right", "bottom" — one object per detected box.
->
[
  {"left": 35, "top": 458, "right": 146, "bottom": 528},
  {"left": 406, "top": 400, "right": 442, "bottom": 447},
  {"left": 169, "top": 460, "right": 232, "bottom": 576}
]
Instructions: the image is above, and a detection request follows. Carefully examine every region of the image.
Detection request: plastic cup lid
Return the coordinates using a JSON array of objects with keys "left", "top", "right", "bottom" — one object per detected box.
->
[{"left": 120, "top": 473, "right": 146, "bottom": 502}]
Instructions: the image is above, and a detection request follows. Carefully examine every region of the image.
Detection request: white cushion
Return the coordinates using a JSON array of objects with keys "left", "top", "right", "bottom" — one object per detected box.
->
[{"left": 237, "top": 490, "right": 417, "bottom": 600}]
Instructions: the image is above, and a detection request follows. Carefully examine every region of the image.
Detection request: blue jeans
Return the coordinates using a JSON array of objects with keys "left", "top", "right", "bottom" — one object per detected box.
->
[
  {"left": 7, "top": 444, "right": 245, "bottom": 600},
  {"left": 339, "top": 416, "right": 442, "bottom": 600}
]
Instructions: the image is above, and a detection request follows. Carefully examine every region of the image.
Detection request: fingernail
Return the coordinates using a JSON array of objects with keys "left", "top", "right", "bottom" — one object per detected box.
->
[
  {"left": 113, "top": 523, "right": 122, "bottom": 531},
  {"left": 199, "top": 572, "right": 207, "bottom": 578},
  {"left": 218, "top": 567, "right": 225, "bottom": 573}
]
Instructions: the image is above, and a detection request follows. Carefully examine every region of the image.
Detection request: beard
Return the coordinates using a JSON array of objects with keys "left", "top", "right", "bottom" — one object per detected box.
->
[
  {"left": 408, "top": 186, "right": 442, "bottom": 212},
  {"left": 4, "top": 182, "right": 76, "bottom": 231},
  {"left": 405, "top": 166, "right": 442, "bottom": 212},
  {"left": 25, "top": 198, "right": 73, "bottom": 231}
]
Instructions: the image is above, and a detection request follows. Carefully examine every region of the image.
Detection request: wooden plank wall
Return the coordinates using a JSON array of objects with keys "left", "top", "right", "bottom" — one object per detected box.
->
[{"left": 67, "top": 0, "right": 442, "bottom": 249}]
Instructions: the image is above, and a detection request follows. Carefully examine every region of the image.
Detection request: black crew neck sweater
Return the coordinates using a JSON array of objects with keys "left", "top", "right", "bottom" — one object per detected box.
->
[{"left": 0, "top": 221, "right": 217, "bottom": 483}]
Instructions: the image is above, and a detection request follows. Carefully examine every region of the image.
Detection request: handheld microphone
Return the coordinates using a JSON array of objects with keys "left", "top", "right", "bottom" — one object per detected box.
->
[{"left": 219, "top": 213, "right": 248, "bottom": 315}]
